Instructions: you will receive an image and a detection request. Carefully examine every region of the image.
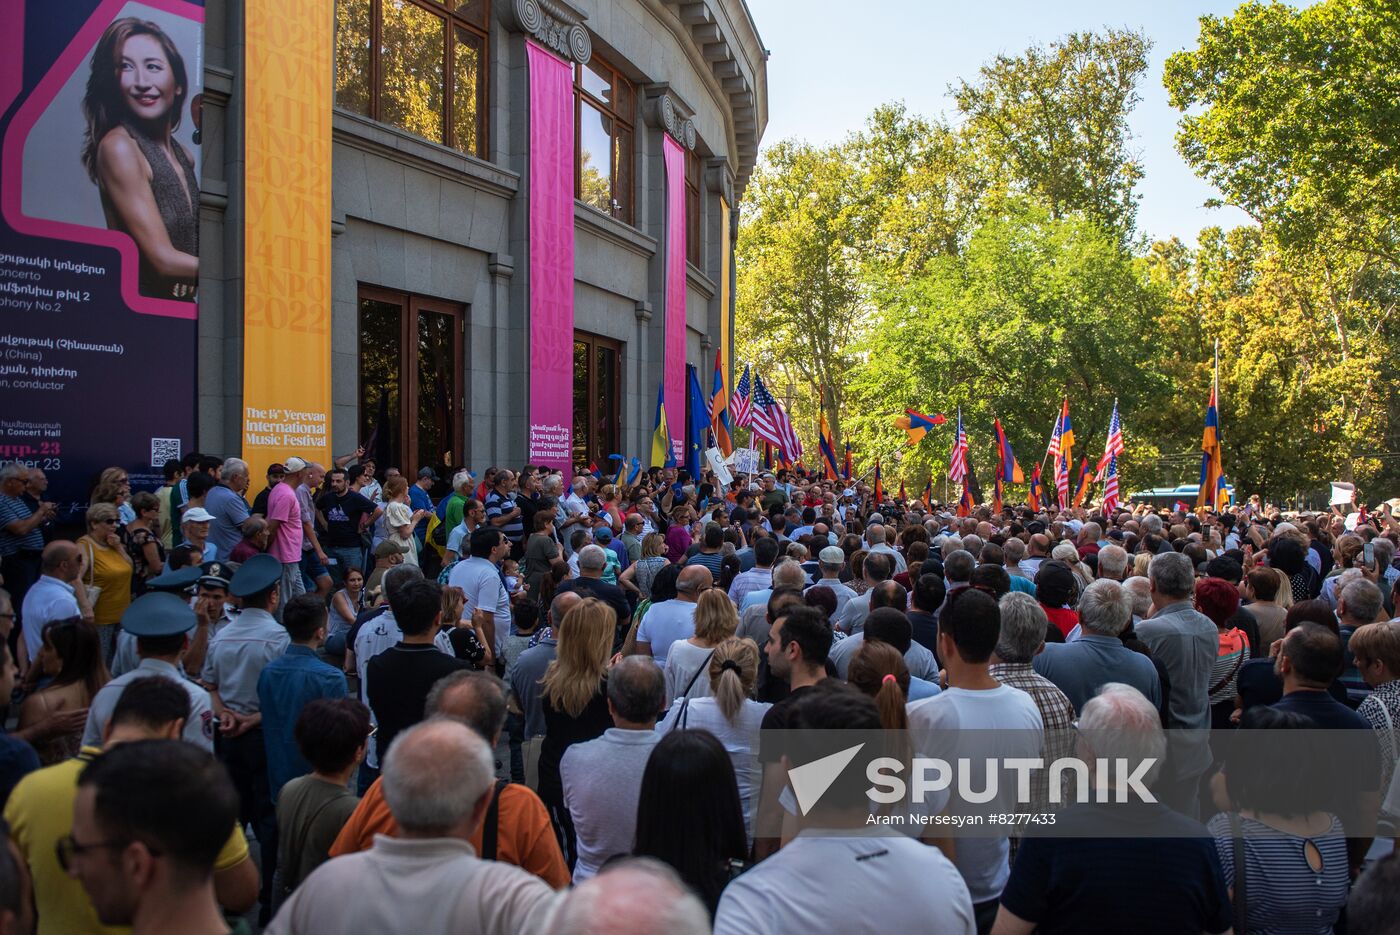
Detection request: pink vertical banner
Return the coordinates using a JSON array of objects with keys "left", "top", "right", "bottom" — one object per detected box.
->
[
  {"left": 526, "top": 42, "right": 575, "bottom": 471},
  {"left": 662, "top": 135, "right": 688, "bottom": 464}
]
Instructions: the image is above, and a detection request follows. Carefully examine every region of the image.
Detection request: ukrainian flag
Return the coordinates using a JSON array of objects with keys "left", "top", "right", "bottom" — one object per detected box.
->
[{"left": 651, "top": 380, "right": 675, "bottom": 468}]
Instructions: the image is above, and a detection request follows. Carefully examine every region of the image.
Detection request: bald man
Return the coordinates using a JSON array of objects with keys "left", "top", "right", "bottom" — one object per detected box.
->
[
  {"left": 21, "top": 540, "right": 87, "bottom": 665},
  {"left": 634, "top": 565, "right": 710, "bottom": 666}
]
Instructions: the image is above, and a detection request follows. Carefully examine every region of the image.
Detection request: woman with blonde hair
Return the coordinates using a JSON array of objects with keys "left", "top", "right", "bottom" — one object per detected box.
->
[
  {"left": 1051, "top": 541, "right": 1093, "bottom": 589},
  {"left": 619, "top": 532, "right": 669, "bottom": 600},
  {"left": 658, "top": 637, "right": 771, "bottom": 837},
  {"left": 664, "top": 588, "right": 738, "bottom": 703},
  {"left": 538, "top": 598, "right": 616, "bottom": 864},
  {"left": 597, "top": 484, "right": 624, "bottom": 533},
  {"left": 1131, "top": 551, "right": 1153, "bottom": 579},
  {"left": 90, "top": 466, "right": 134, "bottom": 525},
  {"left": 78, "top": 501, "right": 132, "bottom": 662},
  {"left": 847, "top": 640, "right": 910, "bottom": 731}
]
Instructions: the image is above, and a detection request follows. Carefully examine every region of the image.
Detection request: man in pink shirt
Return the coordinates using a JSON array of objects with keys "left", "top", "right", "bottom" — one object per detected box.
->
[{"left": 265, "top": 456, "right": 308, "bottom": 615}]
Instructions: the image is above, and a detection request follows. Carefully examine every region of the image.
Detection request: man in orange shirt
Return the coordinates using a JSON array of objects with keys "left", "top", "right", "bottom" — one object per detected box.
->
[{"left": 328, "top": 670, "right": 569, "bottom": 887}]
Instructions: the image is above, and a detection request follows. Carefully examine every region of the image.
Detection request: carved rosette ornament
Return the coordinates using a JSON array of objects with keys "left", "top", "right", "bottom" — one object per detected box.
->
[
  {"left": 649, "top": 93, "right": 696, "bottom": 151},
  {"left": 505, "top": 0, "right": 592, "bottom": 64}
]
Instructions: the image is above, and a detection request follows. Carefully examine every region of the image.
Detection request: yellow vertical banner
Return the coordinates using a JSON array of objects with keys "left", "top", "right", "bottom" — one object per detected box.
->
[
  {"left": 241, "top": 0, "right": 333, "bottom": 480},
  {"left": 720, "top": 196, "right": 732, "bottom": 399}
]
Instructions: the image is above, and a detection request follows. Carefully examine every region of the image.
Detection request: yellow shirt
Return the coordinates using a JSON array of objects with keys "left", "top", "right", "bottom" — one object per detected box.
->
[
  {"left": 4, "top": 747, "right": 249, "bottom": 935},
  {"left": 78, "top": 537, "right": 132, "bottom": 626}
]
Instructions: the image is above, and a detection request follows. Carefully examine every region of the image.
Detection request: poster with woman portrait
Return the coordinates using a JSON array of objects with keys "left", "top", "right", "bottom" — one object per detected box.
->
[{"left": 0, "top": 0, "right": 202, "bottom": 516}]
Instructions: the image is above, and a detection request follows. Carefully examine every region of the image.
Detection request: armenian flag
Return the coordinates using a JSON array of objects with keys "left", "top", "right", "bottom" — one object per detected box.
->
[
  {"left": 1072, "top": 456, "right": 1092, "bottom": 508},
  {"left": 957, "top": 483, "right": 973, "bottom": 517},
  {"left": 818, "top": 414, "right": 841, "bottom": 481},
  {"left": 993, "top": 473, "right": 1003, "bottom": 514},
  {"left": 709, "top": 350, "right": 733, "bottom": 456},
  {"left": 922, "top": 475, "right": 933, "bottom": 509},
  {"left": 1029, "top": 464, "right": 1044, "bottom": 512},
  {"left": 873, "top": 458, "right": 884, "bottom": 504},
  {"left": 1197, "top": 359, "right": 1225, "bottom": 510},
  {"left": 899, "top": 481, "right": 906, "bottom": 503},
  {"left": 993, "top": 419, "right": 1024, "bottom": 484},
  {"left": 895, "top": 409, "right": 946, "bottom": 446},
  {"left": 843, "top": 442, "right": 853, "bottom": 481}
]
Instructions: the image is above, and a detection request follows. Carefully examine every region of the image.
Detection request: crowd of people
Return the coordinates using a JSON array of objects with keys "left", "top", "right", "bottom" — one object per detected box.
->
[{"left": 2, "top": 451, "right": 1400, "bottom": 933}]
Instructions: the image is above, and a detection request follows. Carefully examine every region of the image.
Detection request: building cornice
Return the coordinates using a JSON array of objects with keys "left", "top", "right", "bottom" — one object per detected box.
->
[{"left": 500, "top": 0, "right": 593, "bottom": 64}]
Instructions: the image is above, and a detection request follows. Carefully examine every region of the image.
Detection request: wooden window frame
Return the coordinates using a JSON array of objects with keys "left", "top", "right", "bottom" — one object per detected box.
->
[
  {"left": 573, "top": 331, "right": 623, "bottom": 468},
  {"left": 357, "top": 285, "right": 465, "bottom": 473},
  {"left": 574, "top": 54, "right": 636, "bottom": 225},
  {"left": 686, "top": 149, "right": 702, "bottom": 267},
  {"left": 343, "top": 0, "right": 490, "bottom": 157}
]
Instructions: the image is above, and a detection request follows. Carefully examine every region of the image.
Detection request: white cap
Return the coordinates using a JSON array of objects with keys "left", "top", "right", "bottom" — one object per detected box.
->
[
  {"left": 283, "top": 456, "right": 308, "bottom": 472},
  {"left": 182, "top": 507, "right": 214, "bottom": 524}
]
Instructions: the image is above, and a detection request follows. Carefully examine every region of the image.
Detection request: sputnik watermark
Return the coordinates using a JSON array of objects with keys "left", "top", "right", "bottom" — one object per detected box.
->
[{"left": 785, "top": 742, "right": 1156, "bottom": 817}]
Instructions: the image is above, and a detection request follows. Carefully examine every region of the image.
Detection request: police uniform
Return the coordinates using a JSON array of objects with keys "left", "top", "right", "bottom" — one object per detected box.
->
[
  {"left": 204, "top": 554, "right": 290, "bottom": 919},
  {"left": 82, "top": 592, "right": 216, "bottom": 751},
  {"left": 111, "top": 563, "right": 240, "bottom": 676}
]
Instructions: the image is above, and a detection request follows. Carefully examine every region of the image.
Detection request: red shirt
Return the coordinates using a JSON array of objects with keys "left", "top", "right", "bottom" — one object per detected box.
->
[{"left": 1044, "top": 606, "right": 1080, "bottom": 638}]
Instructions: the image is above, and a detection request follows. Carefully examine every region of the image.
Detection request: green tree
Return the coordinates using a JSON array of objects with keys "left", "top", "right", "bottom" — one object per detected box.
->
[
  {"left": 953, "top": 29, "right": 1150, "bottom": 237},
  {"left": 736, "top": 139, "right": 866, "bottom": 451}
]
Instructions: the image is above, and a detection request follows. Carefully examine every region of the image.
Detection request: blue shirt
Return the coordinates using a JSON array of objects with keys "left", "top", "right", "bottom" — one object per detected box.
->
[
  {"left": 1033, "top": 634, "right": 1162, "bottom": 714},
  {"left": 257, "top": 645, "right": 348, "bottom": 800},
  {"left": 200, "top": 608, "right": 291, "bottom": 715},
  {"left": 204, "top": 485, "right": 251, "bottom": 561},
  {"left": 0, "top": 494, "right": 42, "bottom": 555},
  {"left": 408, "top": 485, "right": 433, "bottom": 540}
]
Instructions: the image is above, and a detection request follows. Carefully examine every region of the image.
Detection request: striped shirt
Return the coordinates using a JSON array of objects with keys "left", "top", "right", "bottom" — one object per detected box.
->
[
  {"left": 1359, "top": 680, "right": 1400, "bottom": 812},
  {"left": 484, "top": 490, "right": 524, "bottom": 543},
  {"left": 1208, "top": 813, "right": 1348, "bottom": 935},
  {"left": 1209, "top": 628, "right": 1251, "bottom": 705}
]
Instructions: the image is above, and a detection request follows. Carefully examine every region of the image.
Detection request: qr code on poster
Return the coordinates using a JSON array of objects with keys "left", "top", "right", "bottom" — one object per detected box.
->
[{"left": 150, "top": 438, "right": 182, "bottom": 467}]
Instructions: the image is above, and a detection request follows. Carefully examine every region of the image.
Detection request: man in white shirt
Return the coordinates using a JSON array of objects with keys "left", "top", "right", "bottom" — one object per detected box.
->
[
  {"left": 561, "top": 658, "right": 664, "bottom": 880},
  {"left": 715, "top": 680, "right": 975, "bottom": 935},
  {"left": 908, "top": 587, "right": 1043, "bottom": 931},
  {"left": 865, "top": 523, "right": 906, "bottom": 574},
  {"left": 20, "top": 541, "right": 85, "bottom": 666},
  {"left": 267, "top": 720, "right": 560, "bottom": 934},
  {"left": 558, "top": 476, "right": 591, "bottom": 557},
  {"left": 448, "top": 527, "right": 513, "bottom": 657},
  {"left": 635, "top": 566, "right": 708, "bottom": 666}
]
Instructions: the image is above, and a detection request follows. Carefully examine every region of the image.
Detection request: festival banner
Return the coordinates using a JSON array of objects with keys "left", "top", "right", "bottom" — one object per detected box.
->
[
  {"left": 0, "top": 0, "right": 204, "bottom": 516},
  {"left": 240, "top": 0, "right": 333, "bottom": 482},
  {"left": 524, "top": 42, "right": 575, "bottom": 472},
  {"left": 662, "top": 135, "right": 687, "bottom": 464}
]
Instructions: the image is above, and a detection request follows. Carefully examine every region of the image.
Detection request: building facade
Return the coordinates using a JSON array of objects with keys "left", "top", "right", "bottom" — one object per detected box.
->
[{"left": 196, "top": 0, "right": 767, "bottom": 475}]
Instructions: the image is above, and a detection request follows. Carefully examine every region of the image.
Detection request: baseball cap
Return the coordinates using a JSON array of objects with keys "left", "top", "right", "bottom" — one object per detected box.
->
[
  {"left": 266, "top": 463, "right": 286, "bottom": 476},
  {"left": 374, "top": 539, "right": 409, "bottom": 558},
  {"left": 182, "top": 507, "right": 214, "bottom": 524},
  {"left": 283, "top": 456, "right": 308, "bottom": 472},
  {"left": 594, "top": 527, "right": 614, "bottom": 542}
]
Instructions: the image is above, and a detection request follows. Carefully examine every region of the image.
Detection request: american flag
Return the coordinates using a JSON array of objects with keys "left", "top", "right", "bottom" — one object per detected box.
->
[
  {"left": 1046, "top": 409, "right": 1063, "bottom": 462},
  {"left": 1102, "top": 455, "right": 1120, "bottom": 513},
  {"left": 749, "top": 373, "right": 803, "bottom": 461},
  {"left": 1095, "top": 401, "right": 1124, "bottom": 481},
  {"left": 947, "top": 409, "right": 968, "bottom": 483},
  {"left": 731, "top": 364, "right": 752, "bottom": 427},
  {"left": 1055, "top": 452, "right": 1070, "bottom": 505}
]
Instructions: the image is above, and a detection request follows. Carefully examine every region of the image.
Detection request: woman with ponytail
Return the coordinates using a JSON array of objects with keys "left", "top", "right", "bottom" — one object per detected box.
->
[
  {"left": 657, "top": 637, "right": 770, "bottom": 838},
  {"left": 848, "top": 641, "right": 911, "bottom": 730}
]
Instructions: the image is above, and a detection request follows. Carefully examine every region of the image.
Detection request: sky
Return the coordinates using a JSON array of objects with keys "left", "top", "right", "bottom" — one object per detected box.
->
[{"left": 745, "top": 0, "right": 1263, "bottom": 245}]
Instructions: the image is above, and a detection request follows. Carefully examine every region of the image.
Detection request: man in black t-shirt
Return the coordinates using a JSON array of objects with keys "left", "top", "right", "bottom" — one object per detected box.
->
[{"left": 315, "top": 467, "right": 380, "bottom": 575}]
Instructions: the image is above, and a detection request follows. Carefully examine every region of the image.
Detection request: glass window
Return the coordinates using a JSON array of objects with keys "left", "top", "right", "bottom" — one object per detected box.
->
[
  {"left": 358, "top": 288, "right": 464, "bottom": 475},
  {"left": 334, "top": 0, "right": 489, "bottom": 157},
  {"left": 686, "top": 150, "right": 702, "bottom": 267},
  {"left": 573, "top": 332, "right": 621, "bottom": 469},
  {"left": 575, "top": 54, "right": 635, "bottom": 224}
]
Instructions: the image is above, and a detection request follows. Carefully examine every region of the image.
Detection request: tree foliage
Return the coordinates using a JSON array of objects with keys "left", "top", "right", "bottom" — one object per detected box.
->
[{"left": 735, "top": 8, "right": 1400, "bottom": 502}]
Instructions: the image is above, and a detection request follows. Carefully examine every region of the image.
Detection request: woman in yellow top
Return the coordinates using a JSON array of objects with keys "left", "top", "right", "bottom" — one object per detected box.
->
[{"left": 77, "top": 502, "right": 132, "bottom": 663}]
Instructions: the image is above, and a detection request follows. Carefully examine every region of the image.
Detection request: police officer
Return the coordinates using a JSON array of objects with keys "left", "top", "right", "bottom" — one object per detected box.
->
[
  {"left": 110, "top": 565, "right": 201, "bottom": 677},
  {"left": 81, "top": 591, "right": 216, "bottom": 751},
  {"left": 202, "top": 553, "right": 289, "bottom": 924},
  {"left": 184, "top": 560, "right": 238, "bottom": 677}
]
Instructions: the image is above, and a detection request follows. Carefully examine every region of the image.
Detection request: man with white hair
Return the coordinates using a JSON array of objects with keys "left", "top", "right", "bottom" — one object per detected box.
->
[
  {"left": 990, "top": 593, "right": 1076, "bottom": 770},
  {"left": 991, "top": 684, "right": 1232, "bottom": 935},
  {"left": 1135, "top": 551, "right": 1217, "bottom": 817},
  {"left": 865, "top": 523, "right": 907, "bottom": 573},
  {"left": 269, "top": 720, "right": 561, "bottom": 933},
  {"left": 556, "top": 858, "right": 709, "bottom": 935},
  {"left": 1122, "top": 576, "right": 1153, "bottom": 622},
  {"left": 558, "top": 476, "right": 592, "bottom": 556},
  {"left": 200, "top": 457, "right": 252, "bottom": 561},
  {"left": 1096, "top": 544, "right": 1128, "bottom": 581},
  {"left": 1033, "top": 579, "right": 1161, "bottom": 713}
]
